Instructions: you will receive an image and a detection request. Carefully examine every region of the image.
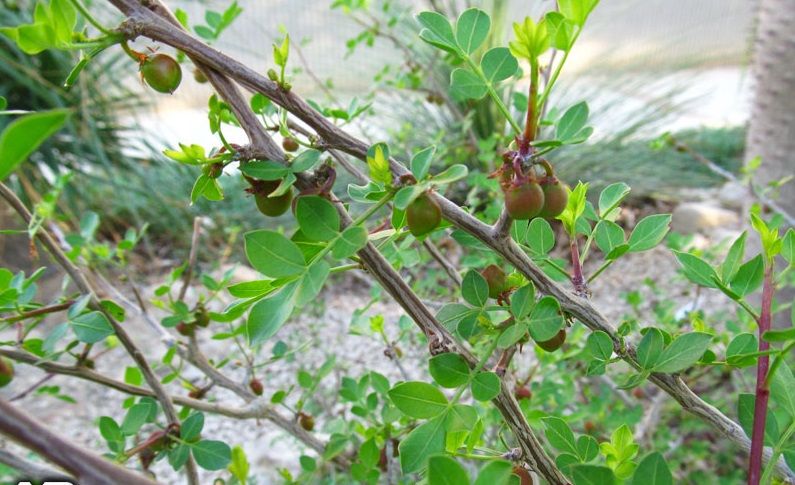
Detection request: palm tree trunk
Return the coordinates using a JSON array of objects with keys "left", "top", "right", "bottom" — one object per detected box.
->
[{"left": 745, "top": 0, "right": 795, "bottom": 209}]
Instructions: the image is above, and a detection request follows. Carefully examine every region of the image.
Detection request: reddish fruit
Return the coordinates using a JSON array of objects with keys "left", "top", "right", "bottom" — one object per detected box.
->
[
  {"left": 406, "top": 193, "right": 441, "bottom": 237},
  {"left": 514, "top": 385, "right": 532, "bottom": 401},
  {"left": 176, "top": 322, "right": 194, "bottom": 337},
  {"left": 537, "top": 329, "right": 566, "bottom": 352},
  {"left": 140, "top": 54, "right": 182, "bottom": 94},
  {"left": 538, "top": 179, "right": 568, "bottom": 218},
  {"left": 299, "top": 413, "right": 315, "bottom": 431},
  {"left": 512, "top": 466, "right": 534, "bottom": 485},
  {"left": 193, "top": 68, "right": 208, "bottom": 84},
  {"left": 584, "top": 421, "right": 596, "bottom": 433},
  {"left": 282, "top": 138, "right": 299, "bottom": 152},
  {"left": 252, "top": 180, "right": 293, "bottom": 217},
  {"left": 632, "top": 388, "right": 645, "bottom": 399},
  {"left": 0, "top": 357, "right": 14, "bottom": 387},
  {"left": 504, "top": 181, "right": 544, "bottom": 220},
  {"left": 249, "top": 378, "right": 263, "bottom": 396},
  {"left": 481, "top": 264, "right": 507, "bottom": 299}
]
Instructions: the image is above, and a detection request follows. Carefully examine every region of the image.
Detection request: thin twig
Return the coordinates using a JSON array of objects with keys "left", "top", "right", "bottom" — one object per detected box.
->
[
  {"left": 0, "top": 183, "right": 180, "bottom": 427},
  {"left": 0, "top": 449, "right": 72, "bottom": 482},
  {"left": 1, "top": 301, "right": 73, "bottom": 323},
  {"left": 177, "top": 217, "right": 202, "bottom": 302}
]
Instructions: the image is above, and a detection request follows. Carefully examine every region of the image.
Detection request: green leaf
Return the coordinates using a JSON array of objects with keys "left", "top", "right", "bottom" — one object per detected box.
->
[
  {"left": 51, "top": 0, "right": 76, "bottom": 44},
  {"left": 627, "top": 215, "right": 671, "bottom": 252},
  {"left": 244, "top": 230, "right": 306, "bottom": 278},
  {"left": 556, "top": 102, "right": 589, "bottom": 141},
  {"left": 594, "top": 221, "right": 625, "bottom": 256},
  {"left": 598, "top": 182, "right": 631, "bottom": 219},
  {"left": 480, "top": 47, "right": 518, "bottom": 83},
  {"left": 121, "top": 403, "right": 150, "bottom": 435},
  {"left": 296, "top": 196, "right": 340, "bottom": 241},
  {"left": 431, "top": 164, "right": 468, "bottom": 184},
  {"left": 577, "top": 435, "right": 599, "bottom": 462},
  {"left": 411, "top": 146, "right": 435, "bottom": 180},
  {"left": 455, "top": 8, "right": 490, "bottom": 54},
  {"left": 417, "top": 11, "right": 460, "bottom": 54},
  {"left": 726, "top": 333, "right": 758, "bottom": 367},
  {"left": 637, "top": 328, "right": 664, "bottom": 370},
  {"left": 191, "top": 440, "right": 232, "bottom": 471},
  {"left": 0, "top": 96, "right": 6, "bottom": 110},
  {"left": 228, "top": 446, "right": 249, "bottom": 485},
  {"left": 399, "top": 415, "right": 446, "bottom": 473},
  {"left": 0, "top": 109, "right": 69, "bottom": 181},
  {"left": 429, "top": 353, "right": 471, "bottom": 388},
  {"left": 70, "top": 311, "right": 113, "bottom": 343},
  {"left": 672, "top": 251, "right": 719, "bottom": 288},
  {"left": 782, "top": 228, "right": 794, "bottom": 264},
  {"left": 296, "top": 261, "right": 330, "bottom": 306},
  {"left": 528, "top": 296, "right": 564, "bottom": 343},
  {"left": 498, "top": 323, "right": 528, "bottom": 349},
  {"left": 332, "top": 226, "right": 368, "bottom": 259},
  {"left": 388, "top": 381, "right": 449, "bottom": 419},
  {"left": 246, "top": 285, "right": 297, "bottom": 345},
  {"left": 98, "top": 416, "right": 122, "bottom": 450},
  {"left": 446, "top": 404, "right": 478, "bottom": 433},
  {"left": 428, "top": 455, "right": 470, "bottom": 485},
  {"left": 525, "top": 218, "right": 555, "bottom": 254},
  {"left": 558, "top": 0, "right": 600, "bottom": 26},
  {"left": 450, "top": 69, "right": 487, "bottom": 101},
  {"left": 240, "top": 160, "right": 289, "bottom": 180},
  {"left": 470, "top": 371, "right": 500, "bottom": 401},
  {"left": 227, "top": 280, "right": 272, "bottom": 299},
  {"left": 721, "top": 231, "right": 747, "bottom": 281},
  {"left": 366, "top": 143, "right": 392, "bottom": 185},
  {"left": 738, "top": 393, "right": 779, "bottom": 446},
  {"left": 653, "top": 332, "right": 712, "bottom": 373},
  {"left": 290, "top": 149, "right": 322, "bottom": 172},
  {"left": 770, "top": 363, "right": 795, "bottom": 418},
  {"left": 542, "top": 417, "right": 578, "bottom": 455},
  {"left": 394, "top": 185, "right": 426, "bottom": 211},
  {"left": 181, "top": 413, "right": 204, "bottom": 442},
  {"left": 169, "top": 445, "right": 190, "bottom": 470},
  {"left": 729, "top": 254, "right": 764, "bottom": 297},
  {"left": 587, "top": 331, "right": 613, "bottom": 361},
  {"left": 462, "top": 270, "right": 489, "bottom": 307},
  {"left": 436, "top": 303, "right": 478, "bottom": 332},
  {"left": 190, "top": 174, "right": 223, "bottom": 203},
  {"left": 510, "top": 284, "right": 535, "bottom": 320},
  {"left": 572, "top": 465, "right": 616, "bottom": 485},
  {"left": 473, "top": 460, "right": 514, "bottom": 485},
  {"left": 631, "top": 452, "right": 672, "bottom": 485},
  {"left": 545, "top": 11, "right": 576, "bottom": 50}
]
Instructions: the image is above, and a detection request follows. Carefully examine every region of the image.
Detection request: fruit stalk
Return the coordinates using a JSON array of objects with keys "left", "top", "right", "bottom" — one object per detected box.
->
[
  {"left": 747, "top": 265, "right": 775, "bottom": 485},
  {"left": 521, "top": 58, "right": 539, "bottom": 153}
]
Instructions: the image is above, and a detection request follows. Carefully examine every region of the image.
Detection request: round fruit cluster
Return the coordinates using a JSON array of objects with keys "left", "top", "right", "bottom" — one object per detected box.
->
[{"left": 501, "top": 158, "right": 568, "bottom": 221}]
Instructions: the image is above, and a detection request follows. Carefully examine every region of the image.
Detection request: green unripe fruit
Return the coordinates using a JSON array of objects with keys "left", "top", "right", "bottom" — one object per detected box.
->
[
  {"left": 194, "top": 306, "right": 210, "bottom": 328},
  {"left": 481, "top": 264, "right": 507, "bottom": 299},
  {"left": 504, "top": 181, "right": 544, "bottom": 220},
  {"left": 537, "top": 329, "right": 566, "bottom": 352},
  {"left": 0, "top": 357, "right": 14, "bottom": 387},
  {"left": 538, "top": 180, "right": 569, "bottom": 219},
  {"left": 253, "top": 180, "right": 293, "bottom": 217},
  {"left": 406, "top": 193, "right": 441, "bottom": 237},
  {"left": 193, "top": 68, "right": 208, "bottom": 84},
  {"left": 140, "top": 54, "right": 182, "bottom": 94},
  {"left": 299, "top": 413, "right": 315, "bottom": 431},
  {"left": 282, "top": 138, "right": 299, "bottom": 152}
]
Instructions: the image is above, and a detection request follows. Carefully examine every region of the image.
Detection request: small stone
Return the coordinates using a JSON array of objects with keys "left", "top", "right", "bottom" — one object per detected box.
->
[
  {"left": 717, "top": 181, "right": 748, "bottom": 210},
  {"left": 672, "top": 202, "right": 739, "bottom": 234}
]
